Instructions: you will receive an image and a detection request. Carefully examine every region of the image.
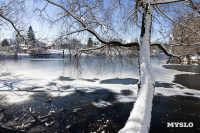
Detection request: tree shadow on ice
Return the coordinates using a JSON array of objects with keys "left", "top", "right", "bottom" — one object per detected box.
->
[
  {"left": 58, "top": 76, "right": 75, "bottom": 81},
  {"left": 0, "top": 78, "right": 33, "bottom": 91},
  {"left": 100, "top": 78, "right": 138, "bottom": 85},
  {"left": 80, "top": 78, "right": 99, "bottom": 82},
  {"left": 99, "top": 78, "right": 176, "bottom": 89},
  {"left": 155, "top": 81, "right": 175, "bottom": 88}
]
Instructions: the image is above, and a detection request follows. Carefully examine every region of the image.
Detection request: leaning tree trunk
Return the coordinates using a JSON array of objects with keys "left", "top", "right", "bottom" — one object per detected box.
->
[
  {"left": 119, "top": 3, "right": 155, "bottom": 133},
  {"left": 14, "top": 43, "right": 20, "bottom": 59}
]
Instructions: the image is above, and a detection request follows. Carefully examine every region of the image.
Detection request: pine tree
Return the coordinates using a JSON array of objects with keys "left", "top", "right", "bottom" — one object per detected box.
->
[
  {"left": 27, "top": 26, "right": 36, "bottom": 44},
  {"left": 87, "top": 37, "right": 93, "bottom": 47},
  {"left": 1, "top": 39, "right": 9, "bottom": 47}
]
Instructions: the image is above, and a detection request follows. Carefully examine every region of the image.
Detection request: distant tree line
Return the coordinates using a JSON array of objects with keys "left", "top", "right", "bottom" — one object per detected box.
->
[
  {"left": 1, "top": 39, "right": 9, "bottom": 47},
  {"left": 170, "top": 13, "right": 200, "bottom": 56}
]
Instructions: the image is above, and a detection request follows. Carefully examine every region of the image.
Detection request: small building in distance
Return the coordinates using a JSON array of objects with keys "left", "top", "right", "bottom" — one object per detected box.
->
[{"left": 45, "top": 44, "right": 56, "bottom": 49}]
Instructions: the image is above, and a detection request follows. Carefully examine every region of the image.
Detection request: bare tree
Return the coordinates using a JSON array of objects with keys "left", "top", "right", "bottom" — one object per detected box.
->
[
  {"left": 29, "top": 0, "right": 200, "bottom": 132},
  {"left": 0, "top": 0, "right": 27, "bottom": 44},
  {"left": 170, "top": 13, "right": 200, "bottom": 60}
]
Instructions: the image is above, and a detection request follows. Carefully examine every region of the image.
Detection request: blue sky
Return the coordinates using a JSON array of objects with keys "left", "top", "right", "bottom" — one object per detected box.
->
[
  {"left": 0, "top": 0, "right": 58, "bottom": 42},
  {"left": 0, "top": 0, "right": 172, "bottom": 44}
]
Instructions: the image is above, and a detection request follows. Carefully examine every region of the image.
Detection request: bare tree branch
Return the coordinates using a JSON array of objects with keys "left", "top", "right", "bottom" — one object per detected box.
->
[
  {"left": 78, "top": 44, "right": 107, "bottom": 52},
  {"left": 44, "top": 0, "right": 199, "bottom": 62},
  {"left": 188, "top": 0, "right": 200, "bottom": 14},
  {"left": 151, "top": 42, "right": 194, "bottom": 57},
  {"left": 0, "top": 13, "right": 27, "bottom": 44},
  {"left": 46, "top": 0, "right": 139, "bottom": 47},
  {"left": 155, "top": 5, "right": 200, "bottom": 37},
  {"left": 150, "top": 0, "right": 185, "bottom": 5}
]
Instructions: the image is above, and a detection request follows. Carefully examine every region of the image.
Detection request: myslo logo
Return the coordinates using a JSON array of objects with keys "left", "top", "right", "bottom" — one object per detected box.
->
[{"left": 167, "top": 122, "right": 193, "bottom": 127}]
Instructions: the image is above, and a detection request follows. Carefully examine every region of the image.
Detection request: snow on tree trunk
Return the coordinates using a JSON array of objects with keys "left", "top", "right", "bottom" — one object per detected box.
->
[{"left": 119, "top": 3, "right": 155, "bottom": 133}]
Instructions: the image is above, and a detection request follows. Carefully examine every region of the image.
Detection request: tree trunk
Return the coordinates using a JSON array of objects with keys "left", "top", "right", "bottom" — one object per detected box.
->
[
  {"left": 62, "top": 50, "right": 65, "bottom": 58},
  {"left": 119, "top": 4, "right": 155, "bottom": 133},
  {"left": 14, "top": 43, "right": 20, "bottom": 59}
]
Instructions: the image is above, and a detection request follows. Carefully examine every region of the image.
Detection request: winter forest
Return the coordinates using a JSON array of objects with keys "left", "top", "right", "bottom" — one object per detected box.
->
[{"left": 0, "top": 0, "right": 200, "bottom": 133}]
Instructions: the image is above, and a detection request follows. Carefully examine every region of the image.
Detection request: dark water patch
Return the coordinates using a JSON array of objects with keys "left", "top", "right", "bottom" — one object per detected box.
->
[
  {"left": 100, "top": 78, "right": 138, "bottom": 85},
  {"left": 0, "top": 127, "right": 24, "bottom": 133},
  {"left": 0, "top": 108, "right": 6, "bottom": 113},
  {"left": 0, "top": 89, "right": 133, "bottom": 133},
  {"left": 150, "top": 95, "right": 200, "bottom": 133},
  {"left": 75, "top": 90, "right": 86, "bottom": 95},
  {"left": 121, "top": 90, "right": 133, "bottom": 95},
  {"left": 80, "top": 78, "right": 96, "bottom": 82},
  {"left": 100, "top": 78, "right": 175, "bottom": 88},
  {"left": 156, "top": 93, "right": 163, "bottom": 96},
  {"left": 163, "top": 65, "right": 200, "bottom": 73},
  {"left": 184, "top": 92, "right": 195, "bottom": 95},
  {"left": 155, "top": 81, "right": 175, "bottom": 88},
  {"left": 60, "top": 85, "right": 71, "bottom": 90},
  {"left": 173, "top": 74, "right": 200, "bottom": 90},
  {"left": 30, "top": 92, "right": 52, "bottom": 101},
  {"left": 84, "top": 89, "right": 117, "bottom": 102},
  {"left": 47, "top": 82, "right": 57, "bottom": 86},
  {"left": 21, "top": 86, "right": 43, "bottom": 91},
  {"left": 58, "top": 76, "right": 75, "bottom": 81}
]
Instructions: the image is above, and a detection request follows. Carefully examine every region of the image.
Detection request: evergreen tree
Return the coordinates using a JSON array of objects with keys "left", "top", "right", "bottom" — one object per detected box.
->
[
  {"left": 1, "top": 39, "right": 9, "bottom": 47},
  {"left": 27, "top": 26, "right": 36, "bottom": 44},
  {"left": 87, "top": 37, "right": 93, "bottom": 47}
]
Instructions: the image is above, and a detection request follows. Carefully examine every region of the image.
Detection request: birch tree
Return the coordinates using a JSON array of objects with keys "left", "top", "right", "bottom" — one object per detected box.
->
[{"left": 36, "top": 0, "right": 200, "bottom": 132}]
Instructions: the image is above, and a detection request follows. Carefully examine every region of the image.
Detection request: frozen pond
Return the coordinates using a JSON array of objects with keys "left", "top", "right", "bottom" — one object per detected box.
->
[{"left": 0, "top": 57, "right": 200, "bottom": 132}]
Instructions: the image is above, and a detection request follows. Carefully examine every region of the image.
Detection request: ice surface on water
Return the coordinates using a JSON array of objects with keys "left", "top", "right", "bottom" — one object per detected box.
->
[{"left": 0, "top": 58, "right": 199, "bottom": 104}]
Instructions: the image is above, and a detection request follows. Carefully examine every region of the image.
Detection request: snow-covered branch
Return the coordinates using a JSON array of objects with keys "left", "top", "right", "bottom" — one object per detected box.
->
[
  {"left": 188, "top": 0, "right": 200, "bottom": 14},
  {"left": 78, "top": 39, "right": 196, "bottom": 60},
  {"left": 78, "top": 44, "right": 106, "bottom": 52},
  {"left": 46, "top": 0, "right": 140, "bottom": 47},
  {"left": 150, "top": 0, "right": 185, "bottom": 5},
  {"left": 65, "top": 29, "right": 87, "bottom": 36},
  {"left": 45, "top": 0, "right": 198, "bottom": 60}
]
